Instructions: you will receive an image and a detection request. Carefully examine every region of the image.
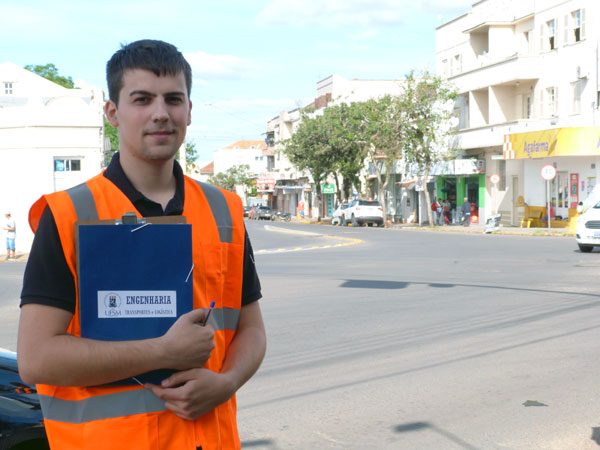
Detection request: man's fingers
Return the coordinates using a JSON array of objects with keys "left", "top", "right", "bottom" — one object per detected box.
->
[
  {"left": 182, "top": 308, "right": 207, "bottom": 324},
  {"left": 164, "top": 401, "right": 192, "bottom": 420},
  {"left": 161, "top": 369, "right": 199, "bottom": 388}
]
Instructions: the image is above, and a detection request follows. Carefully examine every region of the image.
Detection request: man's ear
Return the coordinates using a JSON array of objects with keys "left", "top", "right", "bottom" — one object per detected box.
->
[
  {"left": 104, "top": 100, "right": 119, "bottom": 127},
  {"left": 187, "top": 100, "right": 192, "bottom": 126}
]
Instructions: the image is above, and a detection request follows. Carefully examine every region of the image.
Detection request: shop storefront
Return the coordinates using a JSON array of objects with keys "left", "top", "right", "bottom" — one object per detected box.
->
[
  {"left": 504, "top": 127, "right": 600, "bottom": 221},
  {"left": 432, "top": 159, "right": 486, "bottom": 224}
]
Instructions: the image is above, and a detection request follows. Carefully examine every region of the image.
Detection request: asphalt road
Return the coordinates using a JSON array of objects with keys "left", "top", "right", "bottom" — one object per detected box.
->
[
  {"left": 1, "top": 221, "right": 599, "bottom": 449},
  {"left": 238, "top": 220, "right": 600, "bottom": 450}
]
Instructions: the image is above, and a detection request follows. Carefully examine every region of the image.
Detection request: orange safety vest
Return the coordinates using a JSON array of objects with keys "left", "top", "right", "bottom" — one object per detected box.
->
[{"left": 28, "top": 172, "right": 245, "bottom": 450}]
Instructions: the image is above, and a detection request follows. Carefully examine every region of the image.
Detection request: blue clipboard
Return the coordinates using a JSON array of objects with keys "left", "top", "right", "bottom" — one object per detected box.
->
[{"left": 76, "top": 214, "right": 193, "bottom": 385}]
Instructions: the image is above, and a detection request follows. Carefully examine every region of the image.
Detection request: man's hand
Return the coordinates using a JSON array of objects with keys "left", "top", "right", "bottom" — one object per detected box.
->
[
  {"left": 145, "top": 369, "right": 235, "bottom": 420},
  {"left": 159, "top": 309, "right": 215, "bottom": 370}
]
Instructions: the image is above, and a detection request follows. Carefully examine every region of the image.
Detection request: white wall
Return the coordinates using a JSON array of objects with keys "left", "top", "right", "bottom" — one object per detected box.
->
[{"left": 0, "top": 63, "right": 104, "bottom": 252}]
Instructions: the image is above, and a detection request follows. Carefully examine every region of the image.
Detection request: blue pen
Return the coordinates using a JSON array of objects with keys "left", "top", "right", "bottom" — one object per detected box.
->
[{"left": 202, "top": 301, "right": 215, "bottom": 326}]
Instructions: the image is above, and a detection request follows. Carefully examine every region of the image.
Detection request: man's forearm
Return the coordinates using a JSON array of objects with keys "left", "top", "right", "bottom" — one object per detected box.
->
[
  {"left": 18, "top": 304, "right": 214, "bottom": 387},
  {"left": 220, "top": 301, "right": 266, "bottom": 393},
  {"left": 20, "top": 333, "right": 166, "bottom": 386}
]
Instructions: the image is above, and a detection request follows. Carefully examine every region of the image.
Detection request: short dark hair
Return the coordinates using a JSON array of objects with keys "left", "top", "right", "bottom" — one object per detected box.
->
[{"left": 106, "top": 39, "right": 192, "bottom": 105}]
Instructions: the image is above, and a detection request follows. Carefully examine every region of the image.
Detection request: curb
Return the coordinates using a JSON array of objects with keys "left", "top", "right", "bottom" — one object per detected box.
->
[{"left": 295, "top": 220, "right": 571, "bottom": 237}]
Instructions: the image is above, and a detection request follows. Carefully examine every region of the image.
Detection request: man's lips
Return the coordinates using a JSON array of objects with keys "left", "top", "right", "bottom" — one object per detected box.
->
[{"left": 145, "top": 130, "right": 174, "bottom": 137}]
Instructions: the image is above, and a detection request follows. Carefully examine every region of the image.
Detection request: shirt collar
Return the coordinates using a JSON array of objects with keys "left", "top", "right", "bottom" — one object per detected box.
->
[{"left": 103, "top": 152, "right": 185, "bottom": 215}]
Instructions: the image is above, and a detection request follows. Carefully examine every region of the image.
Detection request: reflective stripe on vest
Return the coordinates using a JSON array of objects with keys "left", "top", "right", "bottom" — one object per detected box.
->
[
  {"left": 39, "top": 389, "right": 166, "bottom": 423},
  {"left": 66, "top": 183, "right": 99, "bottom": 221},
  {"left": 194, "top": 181, "right": 233, "bottom": 243}
]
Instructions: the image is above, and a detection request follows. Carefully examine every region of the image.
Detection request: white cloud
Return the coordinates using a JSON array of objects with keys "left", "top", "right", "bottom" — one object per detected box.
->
[
  {"left": 256, "top": 0, "right": 473, "bottom": 28},
  {"left": 184, "top": 51, "right": 260, "bottom": 81},
  {"left": 257, "top": 0, "right": 406, "bottom": 28}
]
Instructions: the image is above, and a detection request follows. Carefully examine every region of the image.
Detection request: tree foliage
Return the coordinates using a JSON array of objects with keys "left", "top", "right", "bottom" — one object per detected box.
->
[
  {"left": 104, "top": 118, "right": 119, "bottom": 166},
  {"left": 208, "top": 164, "right": 252, "bottom": 192},
  {"left": 24, "top": 63, "right": 75, "bottom": 89},
  {"left": 397, "top": 71, "right": 457, "bottom": 225},
  {"left": 185, "top": 141, "right": 199, "bottom": 173},
  {"left": 280, "top": 70, "right": 456, "bottom": 225},
  {"left": 282, "top": 111, "right": 338, "bottom": 219}
]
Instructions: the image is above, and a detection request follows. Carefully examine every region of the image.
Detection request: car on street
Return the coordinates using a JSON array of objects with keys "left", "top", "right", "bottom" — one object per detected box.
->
[
  {"left": 344, "top": 199, "right": 384, "bottom": 227},
  {"left": 0, "top": 349, "right": 49, "bottom": 449},
  {"left": 255, "top": 206, "right": 273, "bottom": 220},
  {"left": 331, "top": 203, "right": 349, "bottom": 226},
  {"left": 575, "top": 199, "right": 600, "bottom": 252},
  {"left": 243, "top": 206, "right": 252, "bottom": 217}
]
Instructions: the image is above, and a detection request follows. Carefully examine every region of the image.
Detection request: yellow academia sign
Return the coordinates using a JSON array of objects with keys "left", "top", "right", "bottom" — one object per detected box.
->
[{"left": 503, "top": 127, "right": 600, "bottom": 159}]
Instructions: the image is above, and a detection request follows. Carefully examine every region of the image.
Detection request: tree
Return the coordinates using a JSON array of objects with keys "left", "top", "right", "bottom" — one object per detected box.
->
[
  {"left": 24, "top": 63, "right": 75, "bottom": 89},
  {"left": 322, "top": 103, "right": 366, "bottom": 204},
  {"left": 282, "top": 111, "right": 337, "bottom": 220},
  {"left": 208, "top": 164, "right": 252, "bottom": 192},
  {"left": 398, "top": 71, "right": 457, "bottom": 226},
  {"left": 349, "top": 96, "right": 401, "bottom": 225},
  {"left": 104, "top": 118, "right": 119, "bottom": 166},
  {"left": 185, "top": 141, "right": 199, "bottom": 173}
]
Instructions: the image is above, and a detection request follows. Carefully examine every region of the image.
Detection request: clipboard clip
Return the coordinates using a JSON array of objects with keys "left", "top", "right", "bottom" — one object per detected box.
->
[{"left": 115, "top": 212, "right": 147, "bottom": 226}]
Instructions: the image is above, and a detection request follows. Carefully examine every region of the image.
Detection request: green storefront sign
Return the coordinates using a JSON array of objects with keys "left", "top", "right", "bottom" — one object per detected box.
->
[{"left": 321, "top": 183, "right": 336, "bottom": 194}]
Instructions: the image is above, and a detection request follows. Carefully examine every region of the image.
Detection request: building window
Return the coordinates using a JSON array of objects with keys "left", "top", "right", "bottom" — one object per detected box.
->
[
  {"left": 54, "top": 158, "right": 81, "bottom": 172},
  {"left": 452, "top": 54, "right": 462, "bottom": 75},
  {"left": 523, "top": 95, "right": 532, "bottom": 119},
  {"left": 3, "top": 82, "right": 12, "bottom": 95},
  {"left": 499, "top": 160, "right": 506, "bottom": 191},
  {"left": 441, "top": 59, "right": 448, "bottom": 77},
  {"left": 571, "top": 9, "right": 585, "bottom": 43},
  {"left": 547, "top": 19, "right": 556, "bottom": 50},
  {"left": 545, "top": 87, "right": 558, "bottom": 117},
  {"left": 572, "top": 80, "right": 584, "bottom": 114}
]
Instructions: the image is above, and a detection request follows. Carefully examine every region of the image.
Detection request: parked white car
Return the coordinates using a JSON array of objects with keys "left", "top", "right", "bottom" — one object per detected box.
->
[
  {"left": 575, "top": 200, "right": 600, "bottom": 252},
  {"left": 344, "top": 199, "right": 384, "bottom": 227},
  {"left": 331, "top": 203, "right": 349, "bottom": 226}
]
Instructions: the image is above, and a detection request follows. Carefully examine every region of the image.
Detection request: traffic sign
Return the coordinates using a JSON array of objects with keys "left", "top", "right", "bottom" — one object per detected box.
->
[
  {"left": 489, "top": 174, "right": 500, "bottom": 185},
  {"left": 540, "top": 164, "right": 557, "bottom": 181}
]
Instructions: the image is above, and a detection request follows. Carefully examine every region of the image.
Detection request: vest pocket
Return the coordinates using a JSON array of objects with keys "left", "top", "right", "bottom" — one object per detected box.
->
[{"left": 83, "top": 414, "right": 160, "bottom": 450}]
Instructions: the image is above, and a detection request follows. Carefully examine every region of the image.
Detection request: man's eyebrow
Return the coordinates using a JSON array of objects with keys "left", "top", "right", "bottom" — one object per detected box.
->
[
  {"left": 129, "top": 90, "right": 156, "bottom": 97},
  {"left": 128, "top": 90, "right": 186, "bottom": 97}
]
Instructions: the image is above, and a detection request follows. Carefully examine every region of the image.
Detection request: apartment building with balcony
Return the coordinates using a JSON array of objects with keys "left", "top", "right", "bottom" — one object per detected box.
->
[{"left": 437, "top": 0, "right": 599, "bottom": 226}]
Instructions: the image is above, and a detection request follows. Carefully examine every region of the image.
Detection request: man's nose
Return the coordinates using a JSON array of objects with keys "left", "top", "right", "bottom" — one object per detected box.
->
[{"left": 152, "top": 99, "right": 169, "bottom": 122}]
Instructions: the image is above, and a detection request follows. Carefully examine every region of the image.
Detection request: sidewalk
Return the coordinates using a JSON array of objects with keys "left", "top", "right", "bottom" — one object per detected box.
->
[
  {"left": 390, "top": 222, "right": 571, "bottom": 237},
  {"left": 297, "top": 217, "right": 572, "bottom": 237},
  {"left": 1, "top": 252, "right": 28, "bottom": 263}
]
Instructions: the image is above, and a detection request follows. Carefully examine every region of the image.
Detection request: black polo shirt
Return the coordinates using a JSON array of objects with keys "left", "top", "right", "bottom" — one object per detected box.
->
[{"left": 21, "top": 153, "right": 261, "bottom": 312}]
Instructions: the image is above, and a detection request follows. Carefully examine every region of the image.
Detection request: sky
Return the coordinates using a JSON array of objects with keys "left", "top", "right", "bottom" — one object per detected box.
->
[{"left": 1, "top": 0, "right": 473, "bottom": 163}]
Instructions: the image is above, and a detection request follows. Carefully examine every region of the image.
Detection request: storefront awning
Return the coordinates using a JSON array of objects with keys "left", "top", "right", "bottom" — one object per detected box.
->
[{"left": 503, "top": 127, "right": 600, "bottom": 160}]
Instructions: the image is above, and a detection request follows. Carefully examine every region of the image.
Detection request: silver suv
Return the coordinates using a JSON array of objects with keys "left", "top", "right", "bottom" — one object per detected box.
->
[{"left": 344, "top": 199, "right": 384, "bottom": 227}]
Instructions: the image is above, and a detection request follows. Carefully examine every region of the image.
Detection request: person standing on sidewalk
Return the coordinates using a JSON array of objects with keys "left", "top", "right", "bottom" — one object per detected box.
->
[
  {"left": 442, "top": 199, "right": 451, "bottom": 225},
  {"left": 431, "top": 199, "right": 441, "bottom": 226},
  {"left": 460, "top": 197, "right": 471, "bottom": 227},
  {"left": 3, "top": 212, "right": 15, "bottom": 259}
]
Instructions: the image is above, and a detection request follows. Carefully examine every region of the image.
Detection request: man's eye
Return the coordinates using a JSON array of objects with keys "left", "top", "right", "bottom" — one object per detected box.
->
[
  {"left": 167, "top": 97, "right": 183, "bottom": 103},
  {"left": 133, "top": 97, "right": 149, "bottom": 103}
]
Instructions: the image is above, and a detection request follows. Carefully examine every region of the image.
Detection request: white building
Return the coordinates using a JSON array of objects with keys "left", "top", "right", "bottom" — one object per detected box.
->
[
  {"left": 212, "top": 140, "right": 268, "bottom": 204},
  {"left": 0, "top": 62, "right": 104, "bottom": 252},
  {"left": 437, "top": 0, "right": 599, "bottom": 226}
]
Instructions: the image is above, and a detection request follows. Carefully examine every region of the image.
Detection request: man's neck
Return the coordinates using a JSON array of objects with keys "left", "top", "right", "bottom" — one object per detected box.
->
[{"left": 119, "top": 151, "right": 177, "bottom": 210}]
